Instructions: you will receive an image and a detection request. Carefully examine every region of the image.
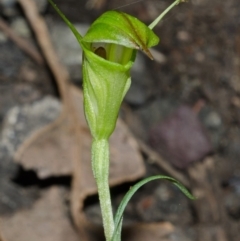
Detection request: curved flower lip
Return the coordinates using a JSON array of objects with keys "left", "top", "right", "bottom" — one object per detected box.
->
[{"left": 81, "top": 10, "right": 159, "bottom": 60}]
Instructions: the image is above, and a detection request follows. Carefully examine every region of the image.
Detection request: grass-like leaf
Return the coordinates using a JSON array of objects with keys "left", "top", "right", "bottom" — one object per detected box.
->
[{"left": 111, "top": 175, "right": 195, "bottom": 241}]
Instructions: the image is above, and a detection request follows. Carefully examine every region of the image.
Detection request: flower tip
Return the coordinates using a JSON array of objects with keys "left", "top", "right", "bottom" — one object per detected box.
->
[{"left": 143, "top": 48, "right": 154, "bottom": 60}]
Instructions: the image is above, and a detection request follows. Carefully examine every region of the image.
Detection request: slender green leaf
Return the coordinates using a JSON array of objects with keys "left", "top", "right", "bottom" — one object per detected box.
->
[{"left": 111, "top": 175, "right": 195, "bottom": 241}]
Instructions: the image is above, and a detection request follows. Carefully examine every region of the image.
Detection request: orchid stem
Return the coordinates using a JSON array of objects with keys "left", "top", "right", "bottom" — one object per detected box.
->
[{"left": 92, "top": 139, "right": 114, "bottom": 241}]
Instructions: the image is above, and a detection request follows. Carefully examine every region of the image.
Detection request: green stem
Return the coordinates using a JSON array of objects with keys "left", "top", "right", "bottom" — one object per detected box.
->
[
  {"left": 92, "top": 139, "right": 114, "bottom": 241},
  {"left": 48, "top": 0, "right": 83, "bottom": 42},
  {"left": 148, "top": 0, "right": 182, "bottom": 29}
]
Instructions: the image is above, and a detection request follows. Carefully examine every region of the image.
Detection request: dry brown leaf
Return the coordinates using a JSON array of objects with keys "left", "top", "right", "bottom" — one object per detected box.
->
[
  {"left": 70, "top": 88, "right": 145, "bottom": 239},
  {"left": 14, "top": 114, "right": 76, "bottom": 178},
  {"left": 0, "top": 187, "right": 79, "bottom": 241},
  {"left": 14, "top": 85, "right": 145, "bottom": 240},
  {"left": 0, "top": 232, "right": 5, "bottom": 241},
  {"left": 14, "top": 85, "right": 145, "bottom": 181}
]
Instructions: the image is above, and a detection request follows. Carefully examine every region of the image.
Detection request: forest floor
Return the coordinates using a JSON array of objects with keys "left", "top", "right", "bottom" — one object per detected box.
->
[{"left": 0, "top": 0, "right": 240, "bottom": 241}]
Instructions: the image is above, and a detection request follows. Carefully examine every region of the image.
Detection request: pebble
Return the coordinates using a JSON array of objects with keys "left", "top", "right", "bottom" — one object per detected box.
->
[
  {"left": 225, "top": 192, "right": 240, "bottom": 219},
  {"left": 0, "top": 32, "right": 7, "bottom": 43},
  {"left": 0, "top": 41, "right": 26, "bottom": 78},
  {"left": 0, "top": 0, "right": 18, "bottom": 17},
  {"left": 177, "top": 30, "right": 191, "bottom": 42},
  {"left": 0, "top": 97, "right": 60, "bottom": 214},
  {"left": 10, "top": 17, "right": 31, "bottom": 38},
  {"left": 49, "top": 21, "right": 89, "bottom": 80},
  {"left": 134, "top": 97, "right": 177, "bottom": 141},
  {"left": 0, "top": 0, "right": 16, "bottom": 6},
  {"left": 198, "top": 107, "right": 223, "bottom": 149},
  {"left": 230, "top": 75, "right": 240, "bottom": 93},
  {"left": 125, "top": 53, "right": 153, "bottom": 105},
  {"left": 0, "top": 96, "right": 61, "bottom": 160},
  {"left": 149, "top": 105, "right": 213, "bottom": 169},
  {"left": 204, "top": 111, "right": 222, "bottom": 129}
]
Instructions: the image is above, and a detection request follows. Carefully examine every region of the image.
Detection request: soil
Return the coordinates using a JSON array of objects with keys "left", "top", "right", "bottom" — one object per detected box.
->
[{"left": 0, "top": 0, "right": 240, "bottom": 240}]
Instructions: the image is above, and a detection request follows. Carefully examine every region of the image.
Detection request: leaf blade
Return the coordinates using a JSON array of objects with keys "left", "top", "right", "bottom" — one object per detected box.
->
[{"left": 111, "top": 175, "right": 195, "bottom": 241}]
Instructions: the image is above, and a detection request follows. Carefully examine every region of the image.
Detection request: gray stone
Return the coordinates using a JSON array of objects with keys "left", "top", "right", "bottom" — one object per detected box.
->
[
  {"left": 0, "top": 0, "right": 16, "bottom": 6},
  {"left": 0, "top": 0, "right": 18, "bottom": 17},
  {"left": 135, "top": 97, "right": 177, "bottom": 131},
  {"left": 0, "top": 96, "right": 61, "bottom": 160},
  {"left": 10, "top": 17, "right": 31, "bottom": 38},
  {"left": 0, "top": 97, "right": 60, "bottom": 215},
  {"left": 48, "top": 21, "right": 89, "bottom": 80},
  {"left": 198, "top": 107, "right": 224, "bottom": 149},
  {"left": 225, "top": 191, "right": 240, "bottom": 219},
  {"left": 0, "top": 41, "right": 26, "bottom": 78},
  {"left": 0, "top": 32, "right": 7, "bottom": 43},
  {"left": 125, "top": 53, "right": 155, "bottom": 105}
]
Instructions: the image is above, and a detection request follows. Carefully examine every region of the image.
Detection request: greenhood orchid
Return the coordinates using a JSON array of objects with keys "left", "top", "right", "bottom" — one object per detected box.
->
[
  {"left": 81, "top": 10, "right": 159, "bottom": 140},
  {"left": 48, "top": 1, "right": 194, "bottom": 241}
]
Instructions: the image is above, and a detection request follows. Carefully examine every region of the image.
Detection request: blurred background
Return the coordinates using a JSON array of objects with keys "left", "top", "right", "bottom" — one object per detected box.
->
[{"left": 0, "top": 0, "right": 239, "bottom": 241}]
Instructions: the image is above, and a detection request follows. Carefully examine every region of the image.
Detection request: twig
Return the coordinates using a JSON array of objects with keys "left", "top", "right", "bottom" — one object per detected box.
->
[
  {"left": 138, "top": 139, "right": 190, "bottom": 188},
  {"left": 18, "top": 0, "right": 70, "bottom": 105},
  {"left": 0, "top": 17, "right": 44, "bottom": 65}
]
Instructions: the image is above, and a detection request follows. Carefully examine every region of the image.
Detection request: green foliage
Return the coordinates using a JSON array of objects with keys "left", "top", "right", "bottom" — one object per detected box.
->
[
  {"left": 48, "top": 1, "right": 194, "bottom": 241},
  {"left": 111, "top": 175, "right": 195, "bottom": 241},
  {"left": 48, "top": 0, "right": 158, "bottom": 140}
]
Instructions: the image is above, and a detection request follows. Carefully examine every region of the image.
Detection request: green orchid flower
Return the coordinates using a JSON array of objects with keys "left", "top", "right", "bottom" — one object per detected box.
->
[
  {"left": 48, "top": 1, "right": 194, "bottom": 241},
  {"left": 81, "top": 10, "right": 159, "bottom": 140}
]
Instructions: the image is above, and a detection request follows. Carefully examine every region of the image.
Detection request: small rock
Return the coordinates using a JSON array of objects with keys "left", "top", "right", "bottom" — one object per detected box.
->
[
  {"left": 0, "top": 41, "right": 26, "bottom": 78},
  {"left": 149, "top": 105, "right": 213, "bottom": 169},
  {"left": 0, "top": 0, "right": 19, "bottom": 17},
  {"left": 0, "top": 96, "right": 61, "bottom": 159},
  {"left": 204, "top": 111, "right": 222, "bottom": 129},
  {"left": 0, "top": 0, "right": 16, "bottom": 6},
  {"left": 225, "top": 192, "right": 240, "bottom": 220},
  {"left": 177, "top": 30, "right": 191, "bottom": 42},
  {"left": 0, "top": 32, "right": 7, "bottom": 43},
  {"left": 198, "top": 107, "right": 224, "bottom": 149},
  {"left": 0, "top": 97, "right": 61, "bottom": 214},
  {"left": 135, "top": 97, "right": 177, "bottom": 141},
  {"left": 231, "top": 96, "right": 240, "bottom": 108},
  {"left": 125, "top": 82, "right": 148, "bottom": 105},
  {"left": 230, "top": 75, "right": 240, "bottom": 93},
  {"left": 227, "top": 176, "right": 240, "bottom": 194},
  {"left": 48, "top": 22, "right": 89, "bottom": 80},
  {"left": 195, "top": 52, "right": 205, "bottom": 62},
  {"left": 10, "top": 17, "right": 31, "bottom": 38},
  {"left": 125, "top": 53, "right": 152, "bottom": 105}
]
